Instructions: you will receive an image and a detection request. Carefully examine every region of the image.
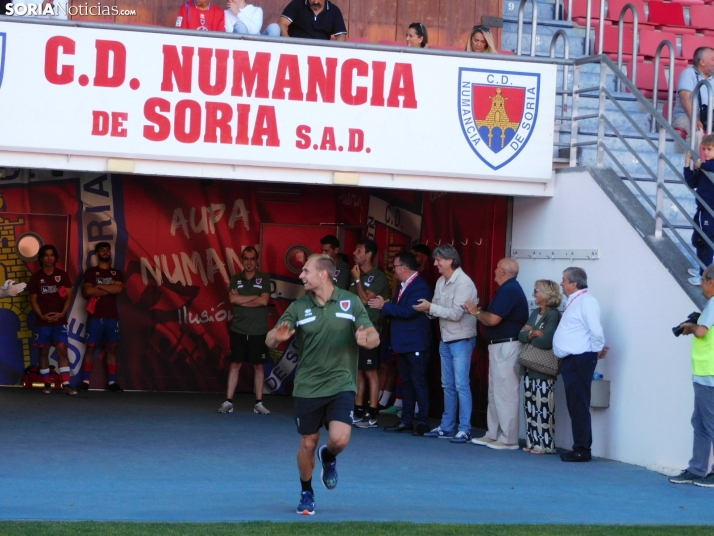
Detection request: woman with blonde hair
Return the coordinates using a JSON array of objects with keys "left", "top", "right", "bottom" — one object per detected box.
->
[
  {"left": 406, "top": 22, "right": 429, "bottom": 48},
  {"left": 517, "top": 279, "right": 562, "bottom": 454},
  {"left": 466, "top": 25, "right": 497, "bottom": 53}
]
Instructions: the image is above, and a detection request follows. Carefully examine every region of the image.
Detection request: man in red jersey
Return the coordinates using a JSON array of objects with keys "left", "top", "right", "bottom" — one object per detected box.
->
[
  {"left": 29, "top": 244, "right": 76, "bottom": 395},
  {"left": 175, "top": 0, "right": 225, "bottom": 31},
  {"left": 78, "top": 242, "right": 125, "bottom": 393}
]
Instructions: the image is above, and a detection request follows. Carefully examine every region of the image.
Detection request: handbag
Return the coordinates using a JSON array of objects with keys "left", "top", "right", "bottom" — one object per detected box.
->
[{"left": 518, "top": 343, "right": 560, "bottom": 377}]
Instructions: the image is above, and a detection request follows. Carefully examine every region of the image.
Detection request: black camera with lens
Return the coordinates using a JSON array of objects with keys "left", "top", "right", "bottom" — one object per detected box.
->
[{"left": 673, "top": 312, "right": 701, "bottom": 337}]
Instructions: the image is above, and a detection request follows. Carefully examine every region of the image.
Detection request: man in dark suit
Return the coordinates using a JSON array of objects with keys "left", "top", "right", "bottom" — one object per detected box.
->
[{"left": 369, "top": 251, "right": 433, "bottom": 436}]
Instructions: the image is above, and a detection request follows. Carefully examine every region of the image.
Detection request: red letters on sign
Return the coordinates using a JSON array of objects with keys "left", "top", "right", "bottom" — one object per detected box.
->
[
  {"left": 231, "top": 51, "right": 271, "bottom": 99},
  {"left": 295, "top": 125, "right": 311, "bottom": 149},
  {"left": 198, "top": 48, "right": 229, "bottom": 96},
  {"left": 272, "top": 54, "right": 304, "bottom": 101},
  {"left": 175, "top": 100, "right": 202, "bottom": 144},
  {"left": 306, "top": 57, "right": 337, "bottom": 104},
  {"left": 44, "top": 36, "right": 75, "bottom": 85},
  {"left": 143, "top": 98, "right": 171, "bottom": 141},
  {"left": 341, "top": 59, "right": 369, "bottom": 106},
  {"left": 91, "top": 111, "right": 110, "bottom": 136},
  {"left": 111, "top": 112, "right": 128, "bottom": 137},
  {"left": 161, "top": 45, "right": 194, "bottom": 93},
  {"left": 142, "top": 99, "right": 281, "bottom": 148},
  {"left": 94, "top": 40, "right": 126, "bottom": 88},
  {"left": 204, "top": 102, "right": 233, "bottom": 144},
  {"left": 387, "top": 63, "right": 418, "bottom": 109},
  {"left": 156, "top": 45, "right": 418, "bottom": 110}
]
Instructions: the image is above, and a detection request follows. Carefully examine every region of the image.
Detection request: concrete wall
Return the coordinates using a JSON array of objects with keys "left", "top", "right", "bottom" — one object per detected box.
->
[{"left": 512, "top": 169, "right": 699, "bottom": 473}]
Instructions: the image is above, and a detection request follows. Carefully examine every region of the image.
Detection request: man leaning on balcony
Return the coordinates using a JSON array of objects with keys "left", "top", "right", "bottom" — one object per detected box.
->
[{"left": 266, "top": 0, "right": 347, "bottom": 41}]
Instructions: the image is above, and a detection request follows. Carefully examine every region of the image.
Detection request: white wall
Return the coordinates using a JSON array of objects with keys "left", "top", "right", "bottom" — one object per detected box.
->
[{"left": 512, "top": 170, "right": 699, "bottom": 472}]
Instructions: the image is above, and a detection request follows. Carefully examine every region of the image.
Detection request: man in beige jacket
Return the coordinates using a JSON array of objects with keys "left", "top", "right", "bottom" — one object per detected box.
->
[{"left": 414, "top": 244, "right": 478, "bottom": 443}]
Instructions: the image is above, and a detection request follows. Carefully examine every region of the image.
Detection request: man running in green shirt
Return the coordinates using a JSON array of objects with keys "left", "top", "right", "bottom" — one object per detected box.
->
[
  {"left": 218, "top": 247, "right": 272, "bottom": 415},
  {"left": 350, "top": 238, "right": 388, "bottom": 428},
  {"left": 266, "top": 254, "right": 379, "bottom": 516},
  {"left": 320, "top": 234, "right": 351, "bottom": 290}
]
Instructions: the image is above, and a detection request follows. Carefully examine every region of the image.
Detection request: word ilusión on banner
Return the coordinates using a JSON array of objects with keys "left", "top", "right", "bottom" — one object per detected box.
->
[{"left": 43, "top": 37, "right": 418, "bottom": 151}]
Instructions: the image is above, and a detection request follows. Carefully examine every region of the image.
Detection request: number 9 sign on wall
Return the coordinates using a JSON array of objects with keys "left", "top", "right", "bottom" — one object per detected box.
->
[{"left": 0, "top": 19, "right": 557, "bottom": 185}]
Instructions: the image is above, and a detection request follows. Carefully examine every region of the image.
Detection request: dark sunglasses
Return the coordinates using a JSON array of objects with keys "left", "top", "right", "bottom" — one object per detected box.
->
[{"left": 473, "top": 25, "right": 491, "bottom": 33}]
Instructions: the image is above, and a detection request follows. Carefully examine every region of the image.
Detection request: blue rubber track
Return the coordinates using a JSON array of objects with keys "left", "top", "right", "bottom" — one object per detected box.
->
[{"left": 1, "top": 388, "right": 713, "bottom": 524}]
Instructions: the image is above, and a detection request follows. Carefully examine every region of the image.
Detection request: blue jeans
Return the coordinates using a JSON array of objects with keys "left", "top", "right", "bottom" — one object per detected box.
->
[
  {"left": 439, "top": 337, "right": 476, "bottom": 433},
  {"left": 688, "top": 382, "right": 714, "bottom": 477},
  {"left": 233, "top": 22, "right": 281, "bottom": 36}
]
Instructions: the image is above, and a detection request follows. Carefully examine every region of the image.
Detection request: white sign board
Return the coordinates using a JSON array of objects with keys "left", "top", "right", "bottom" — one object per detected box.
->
[{"left": 0, "top": 20, "right": 557, "bottom": 183}]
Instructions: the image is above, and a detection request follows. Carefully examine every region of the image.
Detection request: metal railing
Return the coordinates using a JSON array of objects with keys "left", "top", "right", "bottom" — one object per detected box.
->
[
  {"left": 515, "top": 0, "right": 714, "bottom": 272},
  {"left": 566, "top": 53, "right": 714, "bottom": 271},
  {"left": 516, "top": 0, "right": 538, "bottom": 56},
  {"left": 615, "top": 5, "right": 638, "bottom": 91}
]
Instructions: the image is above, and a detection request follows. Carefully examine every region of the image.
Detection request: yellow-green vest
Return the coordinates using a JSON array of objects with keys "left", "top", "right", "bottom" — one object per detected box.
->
[{"left": 692, "top": 326, "right": 714, "bottom": 376}]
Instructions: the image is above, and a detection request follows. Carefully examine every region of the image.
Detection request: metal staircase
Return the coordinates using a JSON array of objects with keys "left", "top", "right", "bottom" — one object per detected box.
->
[{"left": 501, "top": 0, "right": 713, "bottom": 277}]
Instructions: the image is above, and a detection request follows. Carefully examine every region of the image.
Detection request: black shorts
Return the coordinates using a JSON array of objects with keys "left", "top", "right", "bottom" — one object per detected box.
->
[
  {"left": 358, "top": 344, "right": 381, "bottom": 371},
  {"left": 294, "top": 391, "right": 355, "bottom": 435},
  {"left": 229, "top": 332, "right": 268, "bottom": 364}
]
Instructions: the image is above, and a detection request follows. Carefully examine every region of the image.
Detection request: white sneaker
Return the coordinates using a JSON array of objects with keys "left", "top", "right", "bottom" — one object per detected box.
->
[
  {"left": 218, "top": 401, "right": 234, "bottom": 413},
  {"left": 471, "top": 435, "right": 496, "bottom": 446},
  {"left": 254, "top": 402, "right": 271, "bottom": 415},
  {"left": 486, "top": 440, "right": 520, "bottom": 451},
  {"left": 689, "top": 276, "right": 703, "bottom": 286},
  {"left": 689, "top": 268, "right": 701, "bottom": 277}
]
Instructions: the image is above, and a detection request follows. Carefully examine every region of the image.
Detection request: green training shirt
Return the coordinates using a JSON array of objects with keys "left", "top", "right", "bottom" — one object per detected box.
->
[
  {"left": 333, "top": 258, "right": 352, "bottom": 291},
  {"left": 228, "top": 270, "right": 271, "bottom": 335},
  {"left": 350, "top": 266, "right": 388, "bottom": 331},
  {"left": 277, "top": 287, "right": 373, "bottom": 398}
]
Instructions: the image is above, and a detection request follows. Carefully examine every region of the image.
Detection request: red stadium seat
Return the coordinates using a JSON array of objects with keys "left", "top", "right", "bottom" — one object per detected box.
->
[
  {"left": 647, "top": 1, "right": 697, "bottom": 34},
  {"left": 638, "top": 29, "right": 680, "bottom": 60},
  {"left": 569, "top": 0, "right": 602, "bottom": 23},
  {"left": 499, "top": 49, "right": 517, "bottom": 55},
  {"left": 596, "top": 23, "right": 635, "bottom": 59},
  {"left": 635, "top": 60, "right": 671, "bottom": 99},
  {"left": 672, "top": 0, "right": 705, "bottom": 6},
  {"left": 605, "top": 0, "right": 653, "bottom": 28},
  {"left": 681, "top": 34, "right": 714, "bottom": 61},
  {"left": 378, "top": 40, "right": 406, "bottom": 47},
  {"left": 347, "top": 37, "right": 371, "bottom": 44},
  {"left": 688, "top": 4, "right": 714, "bottom": 31}
]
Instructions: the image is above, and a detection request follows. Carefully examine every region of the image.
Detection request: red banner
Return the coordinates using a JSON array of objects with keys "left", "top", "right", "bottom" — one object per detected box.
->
[{"left": 0, "top": 172, "right": 506, "bottom": 417}]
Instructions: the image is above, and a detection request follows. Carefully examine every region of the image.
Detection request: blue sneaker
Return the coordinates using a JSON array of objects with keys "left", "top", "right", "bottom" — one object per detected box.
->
[
  {"left": 450, "top": 431, "right": 472, "bottom": 443},
  {"left": 317, "top": 445, "right": 338, "bottom": 490},
  {"left": 296, "top": 490, "right": 315, "bottom": 515},
  {"left": 423, "top": 427, "right": 455, "bottom": 439}
]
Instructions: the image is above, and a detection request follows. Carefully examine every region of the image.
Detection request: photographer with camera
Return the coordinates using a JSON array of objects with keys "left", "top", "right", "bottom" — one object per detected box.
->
[{"left": 669, "top": 265, "right": 714, "bottom": 488}]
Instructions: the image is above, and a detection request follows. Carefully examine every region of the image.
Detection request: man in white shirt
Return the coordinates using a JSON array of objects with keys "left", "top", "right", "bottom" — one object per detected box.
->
[
  {"left": 552, "top": 267, "right": 608, "bottom": 462},
  {"left": 672, "top": 47, "right": 714, "bottom": 156},
  {"left": 225, "top": 0, "right": 280, "bottom": 35}
]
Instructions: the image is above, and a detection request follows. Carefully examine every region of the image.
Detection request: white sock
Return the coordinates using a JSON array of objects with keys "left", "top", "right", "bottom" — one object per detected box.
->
[
  {"left": 415, "top": 402, "right": 419, "bottom": 413},
  {"left": 379, "top": 391, "right": 392, "bottom": 406},
  {"left": 394, "top": 398, "right": 403, "bottom": 408}
]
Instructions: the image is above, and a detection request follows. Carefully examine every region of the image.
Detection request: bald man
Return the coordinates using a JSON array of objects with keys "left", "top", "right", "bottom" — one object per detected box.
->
[{"left": 464, "top": 258, "right": 529, "bottom": 450}]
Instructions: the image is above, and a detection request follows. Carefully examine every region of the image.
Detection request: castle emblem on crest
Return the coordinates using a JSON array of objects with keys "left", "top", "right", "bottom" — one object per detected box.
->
[{"left": 458, "top": 68, "right": 541, "bottom": 170}]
